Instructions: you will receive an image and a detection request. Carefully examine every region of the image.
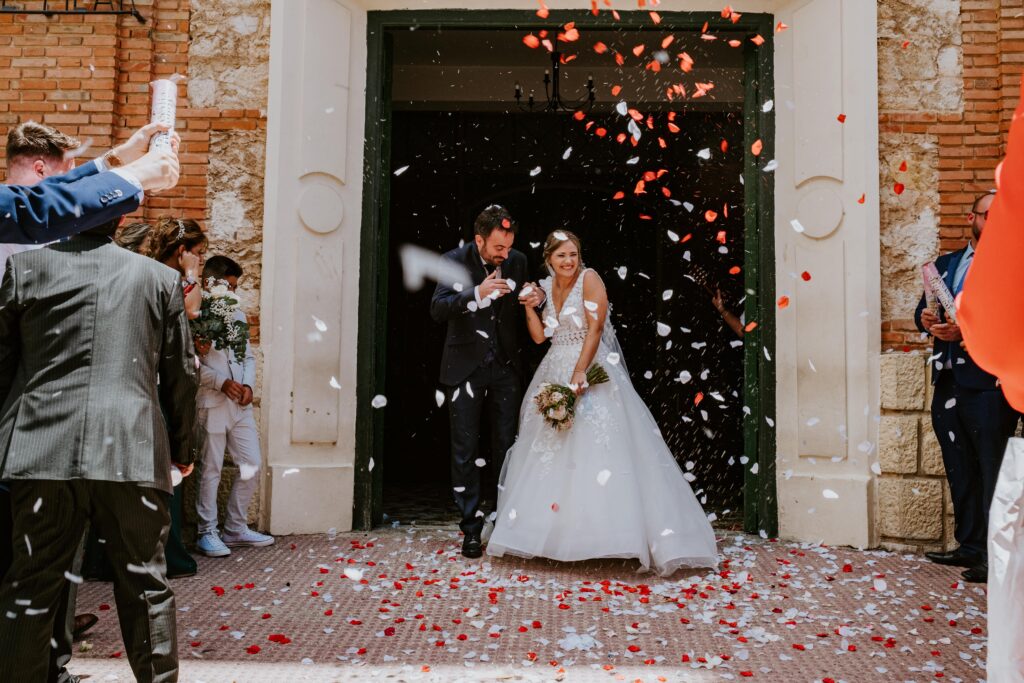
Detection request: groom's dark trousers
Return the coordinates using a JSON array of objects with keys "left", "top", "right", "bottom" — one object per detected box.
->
[
  {"left": 0, "top": 233, "right": 198, "bottom": 682},
  {"left": 431, "top": 242, "right": 528, "bottom": 536}
]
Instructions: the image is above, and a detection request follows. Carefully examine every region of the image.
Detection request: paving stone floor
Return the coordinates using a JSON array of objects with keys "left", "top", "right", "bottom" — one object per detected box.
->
[{"left": 64, "top": 525, "right": 988, "bottom": 683}]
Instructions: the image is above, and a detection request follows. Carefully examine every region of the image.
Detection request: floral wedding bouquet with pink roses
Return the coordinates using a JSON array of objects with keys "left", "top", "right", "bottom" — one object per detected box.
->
[{"left": 533, "top": 363, "right": 610, "bottom": 431}]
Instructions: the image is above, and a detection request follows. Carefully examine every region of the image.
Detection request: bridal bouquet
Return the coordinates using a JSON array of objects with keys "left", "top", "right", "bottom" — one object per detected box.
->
[
  {"left": 533, "top": 363, "right": 610, "bottom": 431},
  {"left": 191, "top": 280, "right": 249, "bottom": 362}
]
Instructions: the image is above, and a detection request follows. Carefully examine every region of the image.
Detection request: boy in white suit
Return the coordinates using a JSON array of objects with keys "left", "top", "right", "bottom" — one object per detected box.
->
[{"left": 194, "top": 256, "right": 273, "bottom": 557}]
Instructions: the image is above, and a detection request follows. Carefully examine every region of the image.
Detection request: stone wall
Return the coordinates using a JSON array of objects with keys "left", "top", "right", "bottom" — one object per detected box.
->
[
  {"left": 181, "top": 0, "right": 270, "bottom": 535},
  {"left": 874, "top": 0, "right": 1024, "bottom": 550},
  {"left": 877, "top": 353, "right": 955, "bottom": 551},
  {"left": 880, "top": 0, "right": 1022, "bottom": 351}
]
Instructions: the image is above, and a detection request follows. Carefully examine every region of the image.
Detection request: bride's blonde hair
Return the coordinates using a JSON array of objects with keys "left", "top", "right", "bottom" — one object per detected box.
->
[{"left": 543, "top": 229, "right": 583, "bottom": 275}]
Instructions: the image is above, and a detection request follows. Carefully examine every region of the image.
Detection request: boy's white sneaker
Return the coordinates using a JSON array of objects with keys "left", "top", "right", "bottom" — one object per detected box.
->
[
  {"left": 196, "top": 533, "right": 231, "bottom": 557},
  {"left": 221, "top": 527, "right": 275, "bottom": 548}
]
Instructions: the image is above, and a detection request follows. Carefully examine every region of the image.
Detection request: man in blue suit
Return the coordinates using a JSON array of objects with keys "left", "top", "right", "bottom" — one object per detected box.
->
[
  {"left": 915, "top": 190, "right": 1020, "bottom": 583},
  {"left": 0, "top": 121, "right": 180, "bottom": 246}
]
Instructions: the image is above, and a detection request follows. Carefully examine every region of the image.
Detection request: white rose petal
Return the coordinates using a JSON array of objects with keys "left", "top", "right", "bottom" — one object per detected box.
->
[
  {"left": 656, "top": 322, "right": 671, "bottom": 337},
  {"left": 371, "top": 395, "right": 388, "bottom": 409},
  {"left": 606, "top": 353, "right": 620, "bottom": 366},
  {"left": 596, "top": 469, "right": 612, "bottom": 486},
  {"left": 822, "top": 489, "right": 839, "bottom": 499},
  {"left": 329, "top": 376, "right": 341, "bottom": 390},
  {"left": 435, "top": 390, "right": 445, "bottom": 407}
]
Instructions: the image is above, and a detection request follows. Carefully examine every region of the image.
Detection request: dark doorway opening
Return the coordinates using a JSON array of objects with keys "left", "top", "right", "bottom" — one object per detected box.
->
[
  {"left": 380, "top": 26, "right": 749, "bottom": 527},
  {"left": 360, "top": 7, "right": 774, "bottom": 536}
]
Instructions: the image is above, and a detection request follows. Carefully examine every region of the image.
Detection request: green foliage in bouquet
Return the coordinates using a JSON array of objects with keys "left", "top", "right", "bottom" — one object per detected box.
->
[
  {"left": 533, "top": 363, "right": 610, "bottom": 431},
  {"left": 190, "top": 284, "right": 249, "bottom": 363}
]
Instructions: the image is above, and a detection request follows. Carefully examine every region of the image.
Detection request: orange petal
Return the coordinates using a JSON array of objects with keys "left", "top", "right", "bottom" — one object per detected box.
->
[
  {"left": 649, "top": 11, "right": 661, "bottom": 24},
  {"left": 751, "top": 139, "right": 763, "bottom": 156},
  {"left": 632, "top": 44, "right": 645, "bottom": 57},
  {"left": 893, "top": 182, "right": 905, "bottom": 195},
  {"left": 899, "top": 160, "right": 908, "bottom": 172},
  {"left": 613, "top": 191, "right": 625, "bottom": 200},
  {"left": 777, "top": 295, "right": 790, "bottom": 309},
  {"left": 611, "top": 84, "right": 622, "bottom": 96},
  {"left": 729, "top": 265, "right": 741, "bottom": 275},
  {"left": 523, "top": 34, "right": 540, "bottom": 49},
  {"left": 857, "top": 193, "right": 866, "bottom": 204},
  {"left": 750, "top": 34, "right": 765, "bottom": 46},
  {"left": 634, "top": 180, "right": 646, "bottom": 194},
  {"left": 668, "top": 122, "right": 680, "bottom": 133},
  {"left": 661, "top": 35, "right": 675, "bottom": 49},
  {"left": 593, "top": 41, "right": 608, "bottom": 54},
  {"left": 776, "top": 21, "right": 789, "bottom": 32},
  {"left": 744, "top": 321, "right": 758, "bottom": 332},
  {"left": 837, "top": 113, "right": 847, "bottom": 123},
  {"left": 705, "top": 210, "right": 718, "bottom": 222},
  {"left": 720, "top": 139, "right": 729, "bottom": 153}
]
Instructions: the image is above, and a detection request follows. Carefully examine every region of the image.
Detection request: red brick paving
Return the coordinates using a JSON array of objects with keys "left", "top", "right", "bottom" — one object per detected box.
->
[{"left": 68, "top": 528, "right": 987, "bottom": 682}]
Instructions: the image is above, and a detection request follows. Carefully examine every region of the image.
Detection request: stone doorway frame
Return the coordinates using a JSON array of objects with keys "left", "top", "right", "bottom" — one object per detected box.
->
[
  {"left": 353, "top": 8, "right": 778, "bottom": 533},
  {"left": 260, "top": 0, "right": 880, "bottom": 548}
]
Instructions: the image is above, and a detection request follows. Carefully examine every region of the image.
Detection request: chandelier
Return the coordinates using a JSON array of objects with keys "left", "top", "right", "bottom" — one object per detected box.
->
[{"left": 514, "top": 47, "right": 595, "bottom": 114}]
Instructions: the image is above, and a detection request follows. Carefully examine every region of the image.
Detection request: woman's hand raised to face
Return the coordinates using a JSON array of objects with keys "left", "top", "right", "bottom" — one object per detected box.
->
[{"left": 179, "top": 249, "right": 200, "bottom": 279}]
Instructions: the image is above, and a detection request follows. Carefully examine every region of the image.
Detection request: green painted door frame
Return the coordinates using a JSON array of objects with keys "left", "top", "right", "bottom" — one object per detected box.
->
[{"left": 354, "top": 9, "right": 777, "bottom": 535}]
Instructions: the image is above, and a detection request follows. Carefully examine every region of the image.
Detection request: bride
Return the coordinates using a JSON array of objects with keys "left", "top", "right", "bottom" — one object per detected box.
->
[{"left": 486, "top": 230, "right": 719, "bottom": 575}]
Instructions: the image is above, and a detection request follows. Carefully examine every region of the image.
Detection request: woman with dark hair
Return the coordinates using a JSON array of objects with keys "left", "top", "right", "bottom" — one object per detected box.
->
[
  {"left": 113, "top": 221, "right": 153, "bottom": 254},
  {"left": 84, "top": 217, "right": 204, "bottom": 581},
  {"left": 147, "top": 216, "right": 207, "bottom": 320}
]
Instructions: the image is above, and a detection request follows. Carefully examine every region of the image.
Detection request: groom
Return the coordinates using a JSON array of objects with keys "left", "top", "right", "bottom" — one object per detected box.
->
[{"left": 430, "top": 206, "right": 544, "bottom": 558}]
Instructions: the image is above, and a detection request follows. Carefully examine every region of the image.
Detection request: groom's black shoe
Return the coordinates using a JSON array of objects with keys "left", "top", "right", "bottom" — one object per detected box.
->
[
  {"left": 961, "top": 562, "right": 988, "bottom": 583},
  {"left": 924, "top": 548, "right": 981, "bottom": 568},
  {"left": 462, "top": 534, "right": 482, "bottom": 559}
]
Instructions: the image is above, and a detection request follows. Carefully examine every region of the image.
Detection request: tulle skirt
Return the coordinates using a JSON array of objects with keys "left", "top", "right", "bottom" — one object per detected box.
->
[{"left": 487, "top": 341, "right": 719, "bottom": 576}]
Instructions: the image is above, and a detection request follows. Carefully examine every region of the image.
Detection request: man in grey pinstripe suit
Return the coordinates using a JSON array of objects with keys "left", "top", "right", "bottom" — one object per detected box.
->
[{"left": 0, "top": 217, "right": 198, "bottom": 682}]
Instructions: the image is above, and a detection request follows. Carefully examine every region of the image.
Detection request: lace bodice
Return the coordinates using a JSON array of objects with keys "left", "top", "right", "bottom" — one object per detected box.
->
[{"left": 540, "top": 270, "right": 591, "bottom": 346}]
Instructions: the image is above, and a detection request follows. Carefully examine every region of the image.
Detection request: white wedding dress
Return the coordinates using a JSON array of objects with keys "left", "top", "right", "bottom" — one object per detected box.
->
[{"left": 486, "top": 269, "right": 719, "bottom": 575}]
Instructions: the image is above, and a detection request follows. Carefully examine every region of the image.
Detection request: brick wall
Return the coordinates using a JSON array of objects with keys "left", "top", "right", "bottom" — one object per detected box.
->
[
  {"left": 0, "top": 0, "right": 267, "bottom": 340},
  {"left": 881, "top": 0, "right": 1023, "bottom": 351}
]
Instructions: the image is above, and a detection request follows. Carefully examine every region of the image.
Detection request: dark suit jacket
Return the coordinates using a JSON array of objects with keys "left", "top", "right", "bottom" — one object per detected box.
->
[
  {"left": 0, "top": 235, "right": 198, "bottom": 493},
  {"left": 915, "top": 247, "right": 999, "bottom": 390},
  {"left": 430, "top": 242, "right": 529, "bottom": 386},
  {"left": 0, "top": 160, "right": 140, "bottom": 245}
]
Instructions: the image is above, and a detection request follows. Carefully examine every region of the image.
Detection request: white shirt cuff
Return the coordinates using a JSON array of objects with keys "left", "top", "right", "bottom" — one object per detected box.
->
[{"left": 94, "top": 155, "right": 109, "bottom": 172}]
